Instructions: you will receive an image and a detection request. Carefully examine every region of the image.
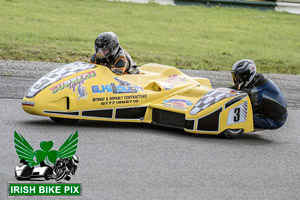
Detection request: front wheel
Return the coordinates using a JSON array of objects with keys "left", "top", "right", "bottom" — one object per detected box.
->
[
  {"left": 55, "top": 169, "right": 66, "bottom": 181},
  {"left": 221, "top": 129, "right": 244, "bottom": 139},
  {"left": 50, "top": 117, "right": 79, "bottom": 124}
]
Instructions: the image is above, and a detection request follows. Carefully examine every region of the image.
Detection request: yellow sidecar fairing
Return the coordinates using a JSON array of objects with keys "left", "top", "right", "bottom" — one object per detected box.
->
[{"left": 22, "top": 62, "right": 253, "bottom": 135}]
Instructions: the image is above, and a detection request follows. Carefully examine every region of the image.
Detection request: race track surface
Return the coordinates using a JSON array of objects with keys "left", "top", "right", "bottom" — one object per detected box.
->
[{"left": 1, "top": 61, "right": 300, "bottom": 199}]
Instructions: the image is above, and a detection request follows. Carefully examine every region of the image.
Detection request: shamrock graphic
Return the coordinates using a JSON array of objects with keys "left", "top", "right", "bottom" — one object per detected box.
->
[
  {"left": 34, "top": 141, "right": 59, "bottom": 165},
  {"left": 14, "top": 131, "right": 78, "bottom": 166}
]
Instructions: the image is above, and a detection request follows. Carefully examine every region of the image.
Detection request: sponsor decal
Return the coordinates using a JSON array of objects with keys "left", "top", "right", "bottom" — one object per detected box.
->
[
  {"left": 77, "top": 85, "right": 88, "bottom": 100},
  {"left": 9, "top": 131, "right": 81, "bottom": 196},
  {"left": 165, "top": 74, "right": 187, "bottom": 84},
  {"left": 92, "top": 77, "right": 143, "bottom": 94},
  {"left": 50, "top": 70, "right": 96, "bottom": 95},
  {"left": 163, "top": 99, "right": 193, "bottom": 110},
  {"left": 26, "top": 62, "right": 96, "bottom": 98},
  {"left": 93, "top": 94, "right": 147, "bottom": 105},
  {"left": 152, "top": 74, "right": 188, "bottom": 91}
]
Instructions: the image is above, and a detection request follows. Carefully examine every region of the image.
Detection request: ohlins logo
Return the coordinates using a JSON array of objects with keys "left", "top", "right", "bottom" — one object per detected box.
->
[
  {"left": 92, "top": 77, "right": 144, "bottom": 94},
  {"left": 49, "top": 71, "right": 96, "bottom": 94}
]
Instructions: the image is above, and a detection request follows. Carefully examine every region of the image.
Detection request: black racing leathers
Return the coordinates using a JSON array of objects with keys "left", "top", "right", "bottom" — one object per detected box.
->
[{"left": 232, "top": 73, "right": 287, "bottom": 129}]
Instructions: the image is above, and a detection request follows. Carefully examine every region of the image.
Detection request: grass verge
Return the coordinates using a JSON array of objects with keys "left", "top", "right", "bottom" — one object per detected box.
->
[{"left": 0, "top": 0, "right": 299, "bottom": 74}]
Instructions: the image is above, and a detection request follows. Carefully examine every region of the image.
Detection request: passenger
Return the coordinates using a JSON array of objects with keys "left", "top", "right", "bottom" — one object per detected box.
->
[
  {"left": 230, "top": 59, "right": 288, "bottom": 129},
  {"left": 89, "top": 32, "right": 140, "bottom": 75}
]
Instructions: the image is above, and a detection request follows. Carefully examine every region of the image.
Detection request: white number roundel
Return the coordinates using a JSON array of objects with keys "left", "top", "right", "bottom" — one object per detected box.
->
[{"left": 227, "top": 101, "right": 248, "bottom": 125}]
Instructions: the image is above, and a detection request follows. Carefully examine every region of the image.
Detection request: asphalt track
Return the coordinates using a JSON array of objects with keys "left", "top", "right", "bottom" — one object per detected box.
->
[{"left": 1, "top": 61, "right": 300, "bottom": 199}]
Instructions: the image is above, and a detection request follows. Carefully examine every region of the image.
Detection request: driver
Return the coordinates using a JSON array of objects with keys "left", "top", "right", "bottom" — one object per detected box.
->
[
  {"left": 88, "top": 32, "right": 140, "bottom": 75},
  {"left": 230, "top": 59, "right": 287, "bottom": 129}
]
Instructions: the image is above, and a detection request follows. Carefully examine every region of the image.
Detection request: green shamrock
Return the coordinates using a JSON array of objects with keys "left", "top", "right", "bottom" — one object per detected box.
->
[
  {"left": 34, "top": 141, "right": 59, "bottom": 165},
  {"left": 14, "top": 131, "right": 78, "bottom": 167}
]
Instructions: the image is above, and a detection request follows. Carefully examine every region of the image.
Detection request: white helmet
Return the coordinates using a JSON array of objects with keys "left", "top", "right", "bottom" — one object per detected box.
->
[{"left": 72, "top": 155, "right": 79, "bottom": 164}]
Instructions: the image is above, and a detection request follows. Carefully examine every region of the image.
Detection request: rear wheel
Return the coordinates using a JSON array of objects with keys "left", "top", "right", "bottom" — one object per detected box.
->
[
  {"left": 221, "top": 129, "right": 244, "bottom": 139},
  {"left": 44, "top": 168, "right": 50, "bottom": 180},
  {"left": 50, "top": 117, "right": 79, "bottom": 124}
]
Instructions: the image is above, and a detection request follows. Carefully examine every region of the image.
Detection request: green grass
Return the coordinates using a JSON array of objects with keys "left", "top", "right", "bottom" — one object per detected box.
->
[{"left": 0, "top": 0, "right": 300, "bottom": 74}]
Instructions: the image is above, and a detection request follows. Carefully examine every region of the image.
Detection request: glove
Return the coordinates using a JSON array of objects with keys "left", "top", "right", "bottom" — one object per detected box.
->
[{"left": 111, "top": 68, "right": 124, "bottom": 75}]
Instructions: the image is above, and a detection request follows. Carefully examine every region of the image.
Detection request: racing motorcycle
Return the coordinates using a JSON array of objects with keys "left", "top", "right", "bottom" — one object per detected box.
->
[{"left": 52, "top": 156, "right": 78, "bottom": 181}]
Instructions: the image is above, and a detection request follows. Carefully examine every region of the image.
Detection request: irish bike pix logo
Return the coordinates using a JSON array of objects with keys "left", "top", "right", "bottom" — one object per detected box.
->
[{"left": 9, "top": 131, "right": 81, "bottom": 196}]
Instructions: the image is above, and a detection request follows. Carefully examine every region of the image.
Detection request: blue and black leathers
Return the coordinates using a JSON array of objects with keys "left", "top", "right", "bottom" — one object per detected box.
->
[{"left": 240, "top": 73, "right": 287, "bottom": 129}]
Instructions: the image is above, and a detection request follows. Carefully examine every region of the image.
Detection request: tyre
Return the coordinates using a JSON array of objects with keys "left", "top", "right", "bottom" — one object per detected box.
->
[
  {"left": 44, "top": 172, "right": 50, "bottom": 180},
  {"left": 65, "top": 175, "right": 71, "bottom": 181},
  {"left": 221, "top": 129, "right": 244, "bottom": 139},
  {"left": 50, "top": 117, "right": 79, "bottom": 124},
  {"left": 55, "top": 169, "right": 66, "bottom": 181},
  {"left": 43, "top": 167, "right": 52, "bottom": 180}
]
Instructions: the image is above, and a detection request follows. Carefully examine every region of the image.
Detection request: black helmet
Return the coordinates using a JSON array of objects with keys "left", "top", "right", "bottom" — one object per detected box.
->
[
  {"left": 231, "top": 59, "right": 256, "bottom": 90},
  {"left": 94, "top": 32, "right": 120, "bottom": 60}
]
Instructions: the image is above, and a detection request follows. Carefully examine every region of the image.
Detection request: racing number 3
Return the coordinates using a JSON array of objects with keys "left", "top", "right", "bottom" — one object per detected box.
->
[{"left": 234, "top": 108, "right": 240, "bottom": 122}]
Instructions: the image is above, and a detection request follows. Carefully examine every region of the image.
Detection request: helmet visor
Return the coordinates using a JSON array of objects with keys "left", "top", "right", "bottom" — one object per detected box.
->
[
  {"left": 96, "top": 47, "right": 110, "bottom": 58},
  {"left": 231, "top": 72, "right": 244, "bottom": 90},
  {"left": 231, "top": 72, "right": 238, "bottom": 85},
  {"left": 233, "top": 72, "right": 244, "bottom": 83}
]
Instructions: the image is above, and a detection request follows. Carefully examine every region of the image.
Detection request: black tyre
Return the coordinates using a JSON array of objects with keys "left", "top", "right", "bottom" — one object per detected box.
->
[
  {"left": 55, "top": 169, "right": 66, "bottom": 181},
  {"left": 44, "top": 172, "right": 50, "bottom": 180},
  {"left": 221, "top": 129, "right": 244, "bottom": 139},
  {"left": 65, "top": 175, "right": 71, "bottom": 181},
  {"left": 50, "top": 117, "right": 79, "bottom": 125},
  {"left": 44, "top": 167, "right": 52, "bottom": 180}
]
